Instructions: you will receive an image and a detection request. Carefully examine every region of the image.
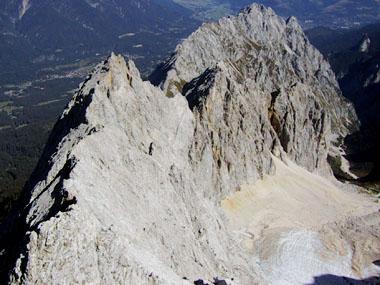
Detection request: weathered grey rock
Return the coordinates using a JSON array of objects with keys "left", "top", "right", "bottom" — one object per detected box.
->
[
  {"left": 3, "top": 54, "right": 242, "bottom": 285},
  {"left": 1, "top": 4, "right": 379, "bottom": 285}
]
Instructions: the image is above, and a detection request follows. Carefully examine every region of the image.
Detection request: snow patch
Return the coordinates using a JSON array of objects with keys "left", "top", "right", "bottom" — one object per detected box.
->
[
  {"left": 359, "top": 36, "right": 371, "bottom": 53},
  {"left": 222, "top": 156, "right": 377, "bottom": 283},
  {"left": 257, "top": 230, "right": 355, "bottom": 285},
  {"left": 19, "top": 0, "right": 31, "bottom": 19},
  {"left": 118, "top": 33, "right": 136, "bottom": 39}
]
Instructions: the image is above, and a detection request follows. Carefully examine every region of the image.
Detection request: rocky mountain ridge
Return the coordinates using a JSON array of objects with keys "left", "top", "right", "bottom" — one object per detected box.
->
[
  {"left": 1, "top": 4, "right": 379, "bottom": 285},
  {"left": 0, "top": 0, "right": 199, "bottom": 222},
  {"left": 151, "top": 4, "right": 357, "bottom": 178}
]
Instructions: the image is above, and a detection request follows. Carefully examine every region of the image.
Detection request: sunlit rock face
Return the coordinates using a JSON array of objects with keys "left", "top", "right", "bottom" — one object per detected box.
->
[
  {"left": 152, "top": 4, "right": 357, "bottom": 181},
  {"left": 1, "top": 5, "right": 379, "bottom": 285}
]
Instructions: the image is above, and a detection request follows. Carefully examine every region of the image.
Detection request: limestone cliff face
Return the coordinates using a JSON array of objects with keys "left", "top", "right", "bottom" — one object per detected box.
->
[
  {"left": 3, "top": 54, "right": 238, "bottom": 285},
  {"left": 152, "top": 4, "right": 357, "bottom": 181},
  {"left": 1, "top": 5, "right": 379, "bottom": 285}
]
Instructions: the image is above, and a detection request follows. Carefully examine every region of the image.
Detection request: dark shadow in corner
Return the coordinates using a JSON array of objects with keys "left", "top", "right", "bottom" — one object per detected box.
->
[{"left": 308, "top": 274, "right": 380, "bottom": 285}]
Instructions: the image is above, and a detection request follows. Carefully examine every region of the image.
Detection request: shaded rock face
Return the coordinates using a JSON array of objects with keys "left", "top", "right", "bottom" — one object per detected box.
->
[
  {"left": 307, "top": 24, "right": 380, "bottom": 182},
  {"left": 2, "top": 5, "right": 379, "bottom": 285}
]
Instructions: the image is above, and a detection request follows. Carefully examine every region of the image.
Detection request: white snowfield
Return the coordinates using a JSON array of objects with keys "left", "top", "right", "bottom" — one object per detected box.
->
[
  {"left": 222, "top": 157, "right": 380, "bottom": 284},
  {"left": 3, "top": 4, "right": 380, "bottom": 285}
]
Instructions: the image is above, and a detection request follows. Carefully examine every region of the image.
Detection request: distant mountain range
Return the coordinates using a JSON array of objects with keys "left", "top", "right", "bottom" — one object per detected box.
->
[
  {"left": 174, "top": 0, "right": 380, "bottom": 29},
  {"left": 254, "top": 0, "right": 380, "bottom": 28}
]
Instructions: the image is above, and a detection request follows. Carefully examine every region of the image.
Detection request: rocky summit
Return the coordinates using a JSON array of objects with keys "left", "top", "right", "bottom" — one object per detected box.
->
[{"left": 1, "top": 4, "right": 379, "bottom": 285}]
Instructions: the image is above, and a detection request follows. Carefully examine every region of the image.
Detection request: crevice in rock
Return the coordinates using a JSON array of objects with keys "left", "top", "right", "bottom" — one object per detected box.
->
[
  {"left": 32, "top": 158, "right": 77, "bottom": 229},
  {"left": 182, "top": 68, "right": 217, "bottom": 110},
  {"left": 268, "top": 90, "right": 289, "bottom": 152}
]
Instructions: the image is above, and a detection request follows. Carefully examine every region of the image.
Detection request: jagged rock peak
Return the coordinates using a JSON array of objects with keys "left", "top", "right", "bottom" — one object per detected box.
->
[
  {"left": 158, "top": 3, "right": 320, "bottom": 83},
  {"left": 152, "top": 3, "right": 357, "bottom": 177},
  {"left": 23, "top": 53, "right": 144, "bottom": 201},
  {"left": 1, "top": 53, "right": 199, "bottom": 284},
  {"left": 240, "top": 3, "right": 273, "bottom": 15}
]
